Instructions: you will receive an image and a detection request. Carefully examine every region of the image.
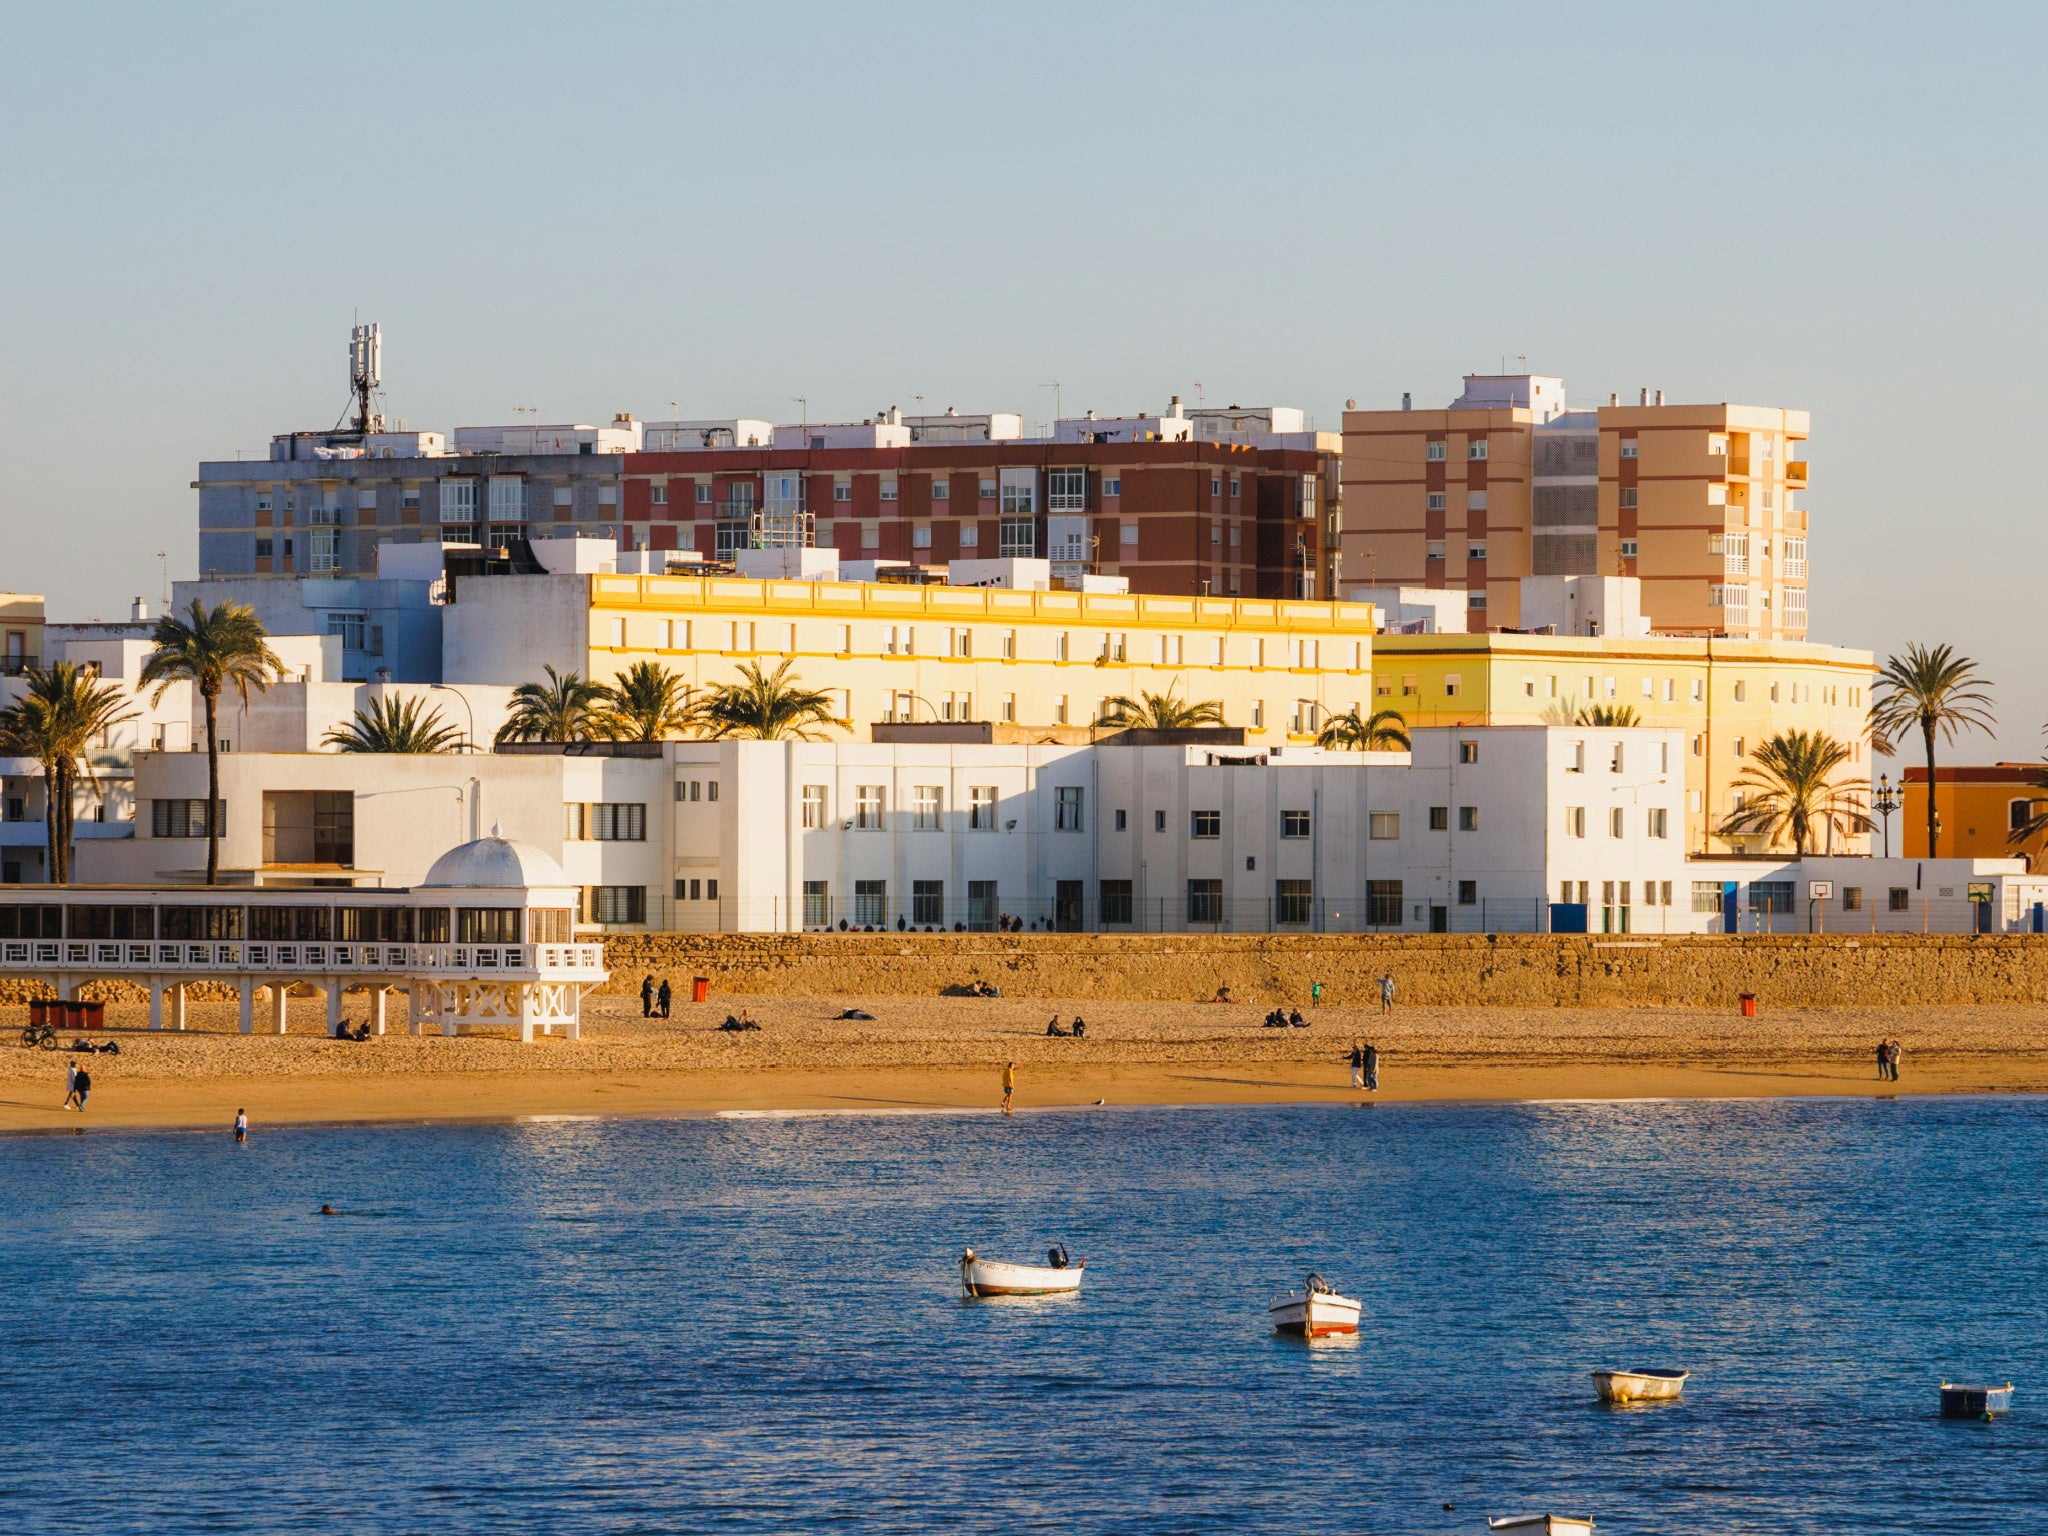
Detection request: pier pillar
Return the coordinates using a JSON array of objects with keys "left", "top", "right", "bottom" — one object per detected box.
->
[
  {"left": 371, "top": 987, "right": 387, "bottom": 1036},
  {"left": 406, "top": 984, "right": 423, "bottom": 1037},
  {"left": 326, "top": 980, "right": 344, "bottom": 1038},
  {"left": 170, "top": 984, "right": 186, "bottom": 1031},
  {"left": 148, "top": 980, "right": 164, "bottom": 1032},
  {"left": 270, "top": 984, "right": 288, "bottom": 1034},
  {"left": 238, "top": 979, "right": 254, "bottom": 1035}
]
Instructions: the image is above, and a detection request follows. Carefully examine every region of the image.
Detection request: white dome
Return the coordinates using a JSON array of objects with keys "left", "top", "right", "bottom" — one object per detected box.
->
[{"left": 421, "top": 834, "right": 567, "bottom": 890}]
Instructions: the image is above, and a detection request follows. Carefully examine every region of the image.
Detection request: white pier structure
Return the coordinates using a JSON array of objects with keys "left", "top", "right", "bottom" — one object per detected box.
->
[{"left": 0, "top": 833, "right": 606, "bottom": 1043}]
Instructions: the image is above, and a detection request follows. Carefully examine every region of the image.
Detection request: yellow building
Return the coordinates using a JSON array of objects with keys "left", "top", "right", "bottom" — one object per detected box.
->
[
  {"left": 1370, "top": 630, "right": 1875, "bottom": 854},
  {"left": 1342, "top": 375, "right": 1810, "bottom": 638},
  {"left": 1903, "top": 766, "right": 2048, "bottom": 867},
  {"left": 0, "top": 593, "right": 45, "bottom": 676},
  {"left": 571, "top": 574, "right": 1382, "bottom": 742}
]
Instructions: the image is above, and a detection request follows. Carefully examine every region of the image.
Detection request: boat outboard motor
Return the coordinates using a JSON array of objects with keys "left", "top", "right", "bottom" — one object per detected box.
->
[
  {"left": 1304, "top": 1271, "right": 1327, "bottom": 1295},
  {"left": 1048, "top": 1244, "right": 1069, "bottom": 1270}
]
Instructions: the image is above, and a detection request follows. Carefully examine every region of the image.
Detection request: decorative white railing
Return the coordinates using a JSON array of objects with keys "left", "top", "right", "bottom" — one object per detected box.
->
[{"left": 0, "top": 940, "right": 605, "bottom": 976}]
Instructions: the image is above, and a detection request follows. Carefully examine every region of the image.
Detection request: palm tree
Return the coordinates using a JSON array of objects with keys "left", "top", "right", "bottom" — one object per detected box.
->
[
  {"left": 1868, "top": 642, "right": 1995, "bottom": 857},
  {"left": 1317, "top": 706, "right": 1411, "bottom": 752},
  {"left": 686, "top": 660, "right": 839, "bottom": 740},
  {"left": 597, "top": 660, "right": 694, "bottom": 741},
  {"left": 139, "top": 600, "right": 286, "bottom": 884},
  {"left": 496, "top": 665, "right": 609, "bottom": 746},
  {"left": 0, "top": 663, "right": 137, "bottom": 884},
  {"left": 1573, "top": 703, "right": 1641, "bottom": 727},
  {"left": 1718, "top": 730, "right": 1871, "bottom": 855},
  {"left": 1098, "top": 685, "right": 1226, "bottom": 730},
  {"left": 322, "top": 696, "right": 467, "bottom": 754}
]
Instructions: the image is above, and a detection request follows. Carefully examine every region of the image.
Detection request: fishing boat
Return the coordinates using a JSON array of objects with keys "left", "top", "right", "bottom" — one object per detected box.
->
[
  {"left": 1940, "top": 1381, "right": 2014, "bottom": 1418},
  {"left": 959, "top": 1245, "right": 1084, "bottom": 1298},
  {"left": 1590, "top": 1367, "right": 1688, "bottom": 1404},
  {"left": 1268, "top": 1272, "right": 1363, "bottom": 1337},
  {"left": 1486, "top": 1518, "right": 1595, "bottom": 1534}
]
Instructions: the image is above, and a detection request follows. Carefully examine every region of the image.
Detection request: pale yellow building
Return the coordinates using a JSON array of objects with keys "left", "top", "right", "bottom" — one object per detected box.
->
[
  {"left": 1371, "top": 630, "right": 1875, "bottom": 854},
  {"left": 448, "top": 571, "right": 1386, "bottom": 745},
  {"left": 1342, "top": 375, "right": 1810, "bottom": 639}
]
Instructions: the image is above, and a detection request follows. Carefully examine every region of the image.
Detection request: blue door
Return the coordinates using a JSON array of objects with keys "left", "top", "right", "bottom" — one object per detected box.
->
[{"left": 1722, "top": 882, "right": 1739, "bottom": 933}]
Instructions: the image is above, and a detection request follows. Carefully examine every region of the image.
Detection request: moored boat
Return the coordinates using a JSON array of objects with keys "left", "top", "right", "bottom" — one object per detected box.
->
[
  {"left": 1486, "top": 1518, "right": 1595, "bottom": 1534},
  {"left": 960, "top": 1245, "right": 1084, "bottom": 1298},
  {"left": 1591, "top": 1367, "right": 1688, "bottom": 1404},
  {"left": 1940, "top": 1380, "right": 2014, "bottom": 1418},
  {"left": 1268, "top": 1272, "right": 1363, "bottom": 1337}
]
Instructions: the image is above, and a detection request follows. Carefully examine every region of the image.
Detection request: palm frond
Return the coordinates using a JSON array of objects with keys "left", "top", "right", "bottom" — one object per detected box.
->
[
  {"left": 322, "top": 696, "right": 467, "bottom": 754},
  {"left": 495, "top": 665, "right": 609, "bottom": 744},
  {"left": 1716, "top": 729, "right": 1870, "bottom": 855},
  {"left": 686, "top": 660, "right": 839, "bottom": 741},
  {"left": 1316, "top": 707, "right": 1410, "bottom": 752},
  {"left": 1099, "top": 686, "right": 1227, "bottom": 730}
]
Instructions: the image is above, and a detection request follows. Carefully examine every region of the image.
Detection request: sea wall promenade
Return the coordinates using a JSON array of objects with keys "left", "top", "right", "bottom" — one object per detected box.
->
[{"left": 598, "top": 932, "right": 2048, "bottom": 1009}]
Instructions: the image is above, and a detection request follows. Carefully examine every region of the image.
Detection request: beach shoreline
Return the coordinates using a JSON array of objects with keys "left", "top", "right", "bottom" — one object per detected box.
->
[{"left": 1, "top": 991, "right": 2042, "bottom": 1133}]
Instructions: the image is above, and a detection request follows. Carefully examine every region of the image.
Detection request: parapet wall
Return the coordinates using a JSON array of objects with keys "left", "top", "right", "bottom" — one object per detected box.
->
[{"left": 599, "top": 932, "right": 2048, "bottom": 1008}]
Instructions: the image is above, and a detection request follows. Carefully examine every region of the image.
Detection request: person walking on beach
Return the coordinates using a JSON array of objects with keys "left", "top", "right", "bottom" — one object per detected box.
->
[
  {"left": 1311, "top": 981, "right": 1324, "bottom": 1007},
  {"left": 1379, "top": 975, "right": 1395, "bottom": 1013},
  {"left": 73, "top": 1066, "right": 91, "bottom": 1111},
  {"left": 1887, "top": 1039, "right": 1903, "bottom": 1082},
  {"left": 234, "top": 1108, "right": 248, "bottom": 1143},
  {"left": 62, "top": 1060, "right": 79, "bottom": 1111},
  {"left": 657, "top": 978, "right": 673, "bottom": 1018},
  {"left": 1362, "top": 1041, "right": 1380, "bottom": 1092},
  {"left": 1001, "top": 1060, "right": 1016, "bottom": 1115},
  {"left": 640, "top": 975, "right": 656, "bottom": 1018},
  {"left": 1875, "top": 1038, "right": 1890, "bottom": 1081},
  {"left": 1348, "top": 1042, "right": 1365, "bottom": 1090}
]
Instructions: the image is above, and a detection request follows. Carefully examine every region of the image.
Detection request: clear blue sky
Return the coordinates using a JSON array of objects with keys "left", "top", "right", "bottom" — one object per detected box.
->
[{"left": 4, "top": 1, "right": 2043, "bottom": 751}]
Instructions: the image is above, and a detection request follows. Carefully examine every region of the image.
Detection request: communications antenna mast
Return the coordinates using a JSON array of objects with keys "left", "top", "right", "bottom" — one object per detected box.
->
[{"left": 348, "top": 323, "right": 385, "bottom": 436}]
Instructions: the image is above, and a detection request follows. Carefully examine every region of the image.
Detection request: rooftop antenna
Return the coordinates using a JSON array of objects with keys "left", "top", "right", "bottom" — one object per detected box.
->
[
  {"left": 348, "top": 322, "right": 383, "bottom": 436},
  {"left": 154, "top": 550, "right": 169, "bottom": 612},
  {"left": 792, "top": 396, "right": 808, "bottom": 429},
  {"left": 1039, "top": 380, "right": 1062, "bottom": 424},
  {"left": 1194, "top": 381, "right": 1204, "bottom": 409}
]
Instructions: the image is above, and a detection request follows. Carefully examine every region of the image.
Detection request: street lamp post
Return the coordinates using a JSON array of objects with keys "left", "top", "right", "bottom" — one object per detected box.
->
[
  {"left": 1873, "top": 772, "right": 1901, "bottom": 859},
  {"left": 431, "top": 683, "right": 478, "bottom": 752}
]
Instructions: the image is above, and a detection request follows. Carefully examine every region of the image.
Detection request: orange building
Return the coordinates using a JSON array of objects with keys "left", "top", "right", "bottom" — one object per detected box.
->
[
  {"left": 1341, "top": 375, "right": 1809, "bottom": 638},
  {"left": 1901, "top": 764, "right": 2048, "bottom": 867}
]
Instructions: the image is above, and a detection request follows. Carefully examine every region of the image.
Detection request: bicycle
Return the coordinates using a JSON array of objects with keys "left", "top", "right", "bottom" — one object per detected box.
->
[{"left": 20, "top": 1023, "right": 57, "bottom": 1050}]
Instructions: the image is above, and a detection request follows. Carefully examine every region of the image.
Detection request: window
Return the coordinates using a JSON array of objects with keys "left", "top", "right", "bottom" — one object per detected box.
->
[
  {"left": 855, "top": 786, "right": 885, "bottom": 830},
  {"left": 1187, "top": 880, "right": 1224, "bottom": 925},
  {"left": 438, "top": 479, "right": 477, "bottom": 526},
  {"left": 1610, "top": 743, "right": 1625, "bottom": 774},
  {"left": 1445, "top": 674, "right": 1462, "bottom": 697},
  {"left": 1843, "top": 886, "right": 1863, "bottom": 912},
  {"left": 1426, "top": 441, "right": 1446, "bottom": 462},
  {"left": 488, "top": 476, "right": 525, "bottom": 524},
  {"left": 912, "top": 880, "right": 944, "bottom": 926},
  {"left": 1229, "top": 476, "right": 1241, "bottom": 500},
  {"left": 854, "top": 880, "right": 888, "bottom": 928},
  {"left": 1426, "top": 540, "right": 1445, "bottom": 562},
  {"left": 1889, "top": 887, "right": 1910, "bottom": 912},
  {"left": 802, "top": 785, "right": 828, "bottom": 829},
  {"left": 1457, "top": 807, "right": 1478, "bottom": 832},
  {"left": 1568, "top": 741, "right": 1585, "bottom": 773},
  {"left": 913, "top": 786, "right": 943, "bottom": 830},
  {"left": 880, "top": 476, "right": 898, "bottom": 503},
  {"left": 1047, "top": 467, "right": 1087, "bottom": 511},
  {"left": 1055, "top": 786, "right": 1084, "bottom": 832},
  {"left": 931, "top": 480, "right": 950, "bottom": 501},
  {"left": 650, "top": 484, "right": 667, "bottom": 506},
  {"left": 1621, "top": 539, "right": 1638, "bottom": 559},
  {"left": 1620, "top": 488, "right": 1638, "bottom": 509},
  {"left": 152, "top": 799, "right": 225, "bottom": 838},
  {"left": 803, "top": 881, "right": 830, "bottom": 928},
  {"left": 1426, "top": 492, "right": 1447, "bottom": 512},
  {"left": 969, "top": 786, "right": 998, "bottom": 830},
  {"left": 1733, "top": 681, "right": 1747, "bottom": 702},
  {"left": 1692, "top": 882, "right": 1726, "bottom": 913},
  {"left": 1467, "top": 440, "right": 1488, "bottom": 460},
  {"left": 1114, "top": 808, "right": 1127, "bottom": 831},
  {"left": 1191, "top": 810, "right": 1222, "bottom": 839},
  {"left": 1566, "top": 807, "right": 1586, "bottom": 838},
  {"left": 1609, "top": 806, "right": 1626, "bottom": 839},
  {"left": 1275, "top": 880, "right": 1313, "bottom": 925},
  {"left": 1749, "top": 881, "right": 1793, "bottom": 915},
  {"left": 1154, "top": 810, "right": 1166, "bottom": 832},
  {"left": 255, "top": 537, "right": 274, "bottom": 559},
  {"left": 1457, "top": 880, "right": 1477, "bottom": 907},
  {"left": 833, "top": 482, "right": 852, "bottom": 502},
  {"left": 1467, "top": 542, "right": 1486, "bottom": 562},
  {"left": 1367, "top": 880, "right": 1403, "bottom": 926},
  {"left": 1620, "top": 438, "right": 1638, "bottom": 459},
  {"left": 1733, "top": 737, "right": 1746, "bottom": 759},
  {"left": 978, "top": 479, "right": 995, "bottom": 500},
  {"left": 1101, "top": 880, "right": 1133, "bottom": 925},
  {"left": 1369, "top": 813, "right": 1400, "bottom": 840},
  {"left": 1458, "top": 740, "right": 1478, "bottom": 764},
  {"left": 1121, "top": 522, "right": 1139, "bottom": 548},
  {"left": 1692, "top": 679, "right": 1705, "bottom": 703},
  {"left": 1103, "top": 477, "right": 1121, "bottom": 498},
  {"left": 695, "top": 483, "right": 711, "bottom": 504},
  {"left": 585, "top": 886, "right": 647, "bottom": 925},
  {"left": 325, "top": 611, "right": 368, "bottom": 652},
  {"left": 1428, "top": 806, "right": 1449, "bottom": 832},
  {"left": 1281, "top": 810, "right": 1311, "bottom": 838},
  {"left": 1647, "top": 807, "right": 1668, "bottom": 839}
]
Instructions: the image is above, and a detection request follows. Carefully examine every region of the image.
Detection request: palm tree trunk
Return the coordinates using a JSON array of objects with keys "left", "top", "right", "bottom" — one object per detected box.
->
[
  {"left": 204, "top": 689, "right": 221, "bottom": 885},
  {"left": 1922, "top": 716, "right": 1939, "bottom": 858},
  {"left": 42, "top": 758, "right": 61, "bottom": 885},
  {"left": 56, "top": 762, "right": 74, "bottom": 885}
]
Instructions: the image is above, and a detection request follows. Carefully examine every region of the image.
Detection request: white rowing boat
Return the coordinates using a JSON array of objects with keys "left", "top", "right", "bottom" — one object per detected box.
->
[
  {"left": 1591, "top": 1367, "right": 1688, "bottom": 1404},
  {"left": 1268, "top": 1272, "right": 1363, "bottom": 1337},
  {"left": 960, "top": 1246, "right": 1085, "bottom": 1297},
  {"left": 1487, "top": 1518, "right": 1595, "bottom": 1534}
]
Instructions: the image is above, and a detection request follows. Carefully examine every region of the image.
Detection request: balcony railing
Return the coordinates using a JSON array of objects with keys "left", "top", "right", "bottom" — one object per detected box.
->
[
  {"left": 0, "top": 939, "right": 606, "bottom": 975},
  {"left": 0, "top": 655, "right": 39, "bottom": 677}
]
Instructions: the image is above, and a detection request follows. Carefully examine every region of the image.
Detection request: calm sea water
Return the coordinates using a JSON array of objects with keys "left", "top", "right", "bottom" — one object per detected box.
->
[{"left": 2, "top": 1097, "right": 2044, "bottom": 1534}]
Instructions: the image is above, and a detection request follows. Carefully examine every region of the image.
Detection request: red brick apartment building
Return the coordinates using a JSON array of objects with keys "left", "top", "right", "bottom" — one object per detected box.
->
[{"left": 621, "top": 432, "right": 1339, "bottom": 599}]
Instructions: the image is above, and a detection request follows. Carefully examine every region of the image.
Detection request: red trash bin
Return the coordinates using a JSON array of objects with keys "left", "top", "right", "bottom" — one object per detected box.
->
[
  {"left": 28, "top": 999, "right": 48, "bottom": 1027},
  {"left": 81, "top": 1001, "right": 105, "bottom": 1030},
  {"left": 1739, "top": 993, "right": 1757, "bottom": 1018},
  {"left": 691, "top": 977, "right": 710, "bottom": 1004},
  {"left": 57, "top": 1000, "right": 84, "bottom": 1029}
]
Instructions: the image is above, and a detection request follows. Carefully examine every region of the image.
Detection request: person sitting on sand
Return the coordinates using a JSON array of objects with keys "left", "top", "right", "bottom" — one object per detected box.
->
[
  {"left": 1289, "top": 1009, "right": 1307, "bottom": 1029},
  {"left": 1071, "top": 1017, "right": 1086, "bottom": 1039},
  {"left": 1211, "top": 985, "right": 1233, "bottom": 1004},
  {"left": 1046, "top": 1015, "right": 1067, "bottom": 1037}
]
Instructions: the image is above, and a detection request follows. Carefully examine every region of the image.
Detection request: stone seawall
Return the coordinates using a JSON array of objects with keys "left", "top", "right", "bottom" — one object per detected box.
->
[{"left": 599, "top": 933, "right": 2048, "bottom": 1008}]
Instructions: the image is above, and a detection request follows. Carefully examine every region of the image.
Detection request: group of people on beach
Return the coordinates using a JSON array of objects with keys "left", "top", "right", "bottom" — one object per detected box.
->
[
  {"left": 1876, "top": 1038, "right": 1905, "bottom": 1081},
  {"left": 639, "top": 976, "right": 673, "bottom": 1017}
]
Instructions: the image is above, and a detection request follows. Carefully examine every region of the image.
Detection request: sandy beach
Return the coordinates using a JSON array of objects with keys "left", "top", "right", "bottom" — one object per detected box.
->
[{"left": 0, "top": 990, "right": 2042, "bottom": 1133}]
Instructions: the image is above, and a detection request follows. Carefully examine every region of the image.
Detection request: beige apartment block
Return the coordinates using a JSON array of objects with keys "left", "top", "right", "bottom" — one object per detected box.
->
[
  {"left": 1341, "top": 376, "right": 1810, "bottom": 639},
  {"left": 1370, "top": 630, "right": 1875, "bottom": 855},
  {"left": 444, "top": 573, "right": 1385, "bottom": 746}
]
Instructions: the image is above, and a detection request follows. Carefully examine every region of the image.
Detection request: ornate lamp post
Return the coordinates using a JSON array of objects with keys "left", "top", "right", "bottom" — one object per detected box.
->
[{"left": 1873, "top": 772, "right": 1901, "bottom": 859}]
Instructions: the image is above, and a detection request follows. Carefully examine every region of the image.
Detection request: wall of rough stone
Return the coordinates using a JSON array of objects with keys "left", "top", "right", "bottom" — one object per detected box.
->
[{"left": 599, "top": 932, "right": 2048, "bottom": 1008}]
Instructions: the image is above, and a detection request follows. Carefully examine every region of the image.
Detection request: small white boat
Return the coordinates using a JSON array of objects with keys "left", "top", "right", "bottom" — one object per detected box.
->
[
  {"left": 1591, "top": 1367, "right": 1688, "bottom": 1404},
  {"left": 1268, "top": 1272, "right": 1363, "bottom": 1337},
  {"left": 960, "top": 1246, "right": 1084, "bottom": 1298},
  {"left": 1487, "top": 1518, "right": 1595, "bottom": 1534}
]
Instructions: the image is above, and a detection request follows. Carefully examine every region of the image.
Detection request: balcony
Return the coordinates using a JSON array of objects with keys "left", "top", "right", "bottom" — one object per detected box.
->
[
  {"left": 1785, "top": 461, "right": 1809, "bottom": 487},
  {"left": 0, "top": 654, "right": 39, "bottom": 677}
]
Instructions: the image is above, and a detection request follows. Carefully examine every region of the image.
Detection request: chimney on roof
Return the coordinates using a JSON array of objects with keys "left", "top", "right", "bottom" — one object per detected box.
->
[
  {"left": 1401, "top": 392, "right": 1412, "bottom": 411},
  {"left": 131, "top": 597, "right": 148, "bottom": 621},
  {"left": 1609, "top": 392, "right": 1619, "bottom": 406},
  {"left": 1639, "top": 388, "right": 1649, "bottom": 406},
  {"left": 1168, "top": 395, "right": 1182, "bottom": 415},
  {"left": 1655, "top": 389, "right": 1666, "bottom": 407}
]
